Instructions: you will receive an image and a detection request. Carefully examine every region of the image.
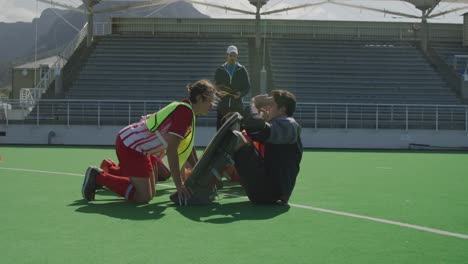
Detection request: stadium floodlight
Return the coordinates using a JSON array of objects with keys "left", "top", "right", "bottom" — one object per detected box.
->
[
  {"left": 404, "top": 0, "right": 440, "bottom": 11},
  {"left": 248, "top": 0, "right": 269, "bottom": 8}
]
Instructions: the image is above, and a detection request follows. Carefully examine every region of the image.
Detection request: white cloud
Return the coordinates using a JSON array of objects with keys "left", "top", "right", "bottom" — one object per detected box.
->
[
  {"left": 0, "top": 6, "right": 36, "bottom": 23},
  {"left": 0, "top": 0, "right": 80, "bottom": 23},
  {"left": 0, "top": 0, "right": 36, "bottom": 23}
]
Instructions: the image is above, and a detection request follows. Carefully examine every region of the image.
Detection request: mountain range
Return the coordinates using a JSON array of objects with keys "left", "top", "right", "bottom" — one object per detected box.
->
[{"left": 0, "top": 1, "right": 208, "bottom": 90}]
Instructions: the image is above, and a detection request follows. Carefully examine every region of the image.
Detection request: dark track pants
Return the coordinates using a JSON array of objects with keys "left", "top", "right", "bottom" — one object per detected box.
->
[{"left": 234, "top": 144, "right": 277, "bottom": 204}]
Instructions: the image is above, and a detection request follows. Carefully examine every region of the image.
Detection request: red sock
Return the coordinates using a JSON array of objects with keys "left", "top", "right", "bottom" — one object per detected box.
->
[
  {"left": 96, "top": 172, "right": 135, "bottom": 200},
  {"left": 107, "top": 165, "right": 122, "bottom": 176},
  {"left": 100, "top": 159, "right": 123, "bottom": 176}
]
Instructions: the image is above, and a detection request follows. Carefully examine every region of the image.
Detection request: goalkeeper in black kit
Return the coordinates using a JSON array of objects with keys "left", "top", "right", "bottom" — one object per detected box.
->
[
  {"left": 170, "top": 89, "right": 303, "bottom": 206},
  {"left": 233, "top": 89, "right": 303, "bottom": 204}
]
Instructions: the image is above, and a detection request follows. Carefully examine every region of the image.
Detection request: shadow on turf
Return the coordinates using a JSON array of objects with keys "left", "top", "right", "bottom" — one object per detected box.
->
[
  {"left": 70, "top": 185, "right": 288, "bottom": 222},
  {"left": 216, "top": 183, "right": 246, "bottom": 199},
  {"left": 172, "top": 201, "right": 290, "bottom": 224},
  {"left": 69, "top": 189, "right": 175, "bottom": 220}
]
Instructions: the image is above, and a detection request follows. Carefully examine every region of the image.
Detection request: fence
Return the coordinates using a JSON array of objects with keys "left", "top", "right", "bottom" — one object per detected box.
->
[{"left": 1, "top": 99, "right": 467, "bottom": 131}]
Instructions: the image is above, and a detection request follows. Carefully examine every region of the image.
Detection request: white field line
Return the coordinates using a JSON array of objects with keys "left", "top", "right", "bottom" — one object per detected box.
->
[{"left": 1, "top": 166, "right": 467, "bottom": 240}]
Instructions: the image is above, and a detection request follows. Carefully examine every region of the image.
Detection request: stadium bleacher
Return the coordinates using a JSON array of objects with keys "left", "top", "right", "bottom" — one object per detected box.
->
[
  {"left": 69, "top": 35, "right": 250, "bottom": 100},
  {"left": 269, "top": 39, "right": 460, "bottom": 105},
  {"left": 432, "top": 42, "right": 468, "bottom": 76},
  {"left": 25, "top": 35, "right": 466, "bottom": 129},
  {"left": 29, "top": 35, "right": 250, "bottom": 126},
  {"left": 267, "top": 39, "right": 464, "bottom": 129}
]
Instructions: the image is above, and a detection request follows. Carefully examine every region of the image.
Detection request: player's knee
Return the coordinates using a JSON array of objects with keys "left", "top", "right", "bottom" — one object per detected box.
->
[
  {"left": 134, "top": 197, "right": 151, "bottom": 204},
  {"left": 133, "top": 192, "right": 152, "bottom": 204}
]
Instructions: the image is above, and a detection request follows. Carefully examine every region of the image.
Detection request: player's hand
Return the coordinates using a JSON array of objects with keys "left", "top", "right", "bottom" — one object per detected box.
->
[
  {"left": 259, "top": 108, "right": 270, "bottom": 121},
  {"left": 233, "top": 92, "right": 241, "bottom": 99},
  {"left": 176, "top": 185, "right": 193, "bottom": 206},
  {"left": 253, "top": 94, "right": 273, "bottom": 108}
]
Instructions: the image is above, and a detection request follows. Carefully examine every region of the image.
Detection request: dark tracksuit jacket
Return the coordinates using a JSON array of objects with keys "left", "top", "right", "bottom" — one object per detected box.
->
[
  {"left": 214, "top": 62, "right": 251, "bottom": 128},
  {"left": 234, "top": 114, "right": 303, "bottom": 204}
]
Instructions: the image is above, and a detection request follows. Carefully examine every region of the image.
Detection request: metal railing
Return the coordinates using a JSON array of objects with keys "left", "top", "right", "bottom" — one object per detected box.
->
[
  {"left": 94, "top": 22, "right": 111, "bottom": 36},
  {"left": 1, "top": 99, "right": 467, "bottom": 131},
  {"left": 36, "top": 22, "right": 88, "bottom": 92},
  {"left": 453, "top": 54, "right": 468, "bottom": 80},
  {"left": 60, "top": 22, "right": 88, "bottom": 61},
  {"left": 297, "top": 102, "right": 468, "bottom": 131},
  {"left": 16, "top": 23, "right": 89, "bottom": 113},
  {"left": 0, "top": 100, "right": 11, "bottom": 124},
  {"left": 19, "top": 88, "right": 39, "bottom": 109}
]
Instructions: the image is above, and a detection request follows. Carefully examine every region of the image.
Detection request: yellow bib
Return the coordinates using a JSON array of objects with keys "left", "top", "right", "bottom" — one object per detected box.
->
[{"left": 146, "top": 102, "right": 195, "bottom": 169}]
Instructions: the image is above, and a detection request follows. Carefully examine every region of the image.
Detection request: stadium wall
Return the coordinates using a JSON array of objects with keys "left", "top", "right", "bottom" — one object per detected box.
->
[
  {"left": 110, "top": 17, "right": 462, "bottom": 42},
  {"left": 1, "top": 125, "right": 467, "bottom": 149}
]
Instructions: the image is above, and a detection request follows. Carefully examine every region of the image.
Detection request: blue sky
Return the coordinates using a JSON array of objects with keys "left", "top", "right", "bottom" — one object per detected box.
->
[{"left": 1, "top": 0, "right": 467, "bottom": 23}]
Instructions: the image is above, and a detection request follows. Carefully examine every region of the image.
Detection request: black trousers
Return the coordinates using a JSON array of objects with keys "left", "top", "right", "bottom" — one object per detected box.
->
[{"left": 234, "top": 144, "right": 277, "bottom": 204}]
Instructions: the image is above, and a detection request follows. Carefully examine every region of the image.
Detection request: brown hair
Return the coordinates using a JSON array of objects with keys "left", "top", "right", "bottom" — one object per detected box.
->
[
  {"left": 271, "top": 89, "right": 296, "bottom": 117},
  {"left": 187, "top": 79, "right": 216, "bottom": 103}
]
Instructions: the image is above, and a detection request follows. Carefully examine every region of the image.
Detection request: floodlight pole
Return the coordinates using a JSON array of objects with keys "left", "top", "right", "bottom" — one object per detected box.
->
[
  {"left": 260, "top": 21, "right": 267, "bottom": 95},
  {"left": 251, "top": 0, "right": 267, "bottom": 95},
  {"left": 255, "top": 1, "right": 262, "bottom": 50},
  {"left": 87, "top": 11, "right": 94, "bottom": 47},
  {"left": 414, "top": 1, "right": 442, "bottom": 53},
  {"left": 419, "top": 0, "right": 441, "bottom": 53},
  {"left": 84, "top": 0, "right": 94, "bottom": 47},
  {"left": 421, "top": 12, "right": 428, "bottom": 52}
]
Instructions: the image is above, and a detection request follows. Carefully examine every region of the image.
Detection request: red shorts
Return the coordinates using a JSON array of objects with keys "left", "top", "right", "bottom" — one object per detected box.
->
[
  {"left": 150, "top": 152, "right": 165, "bottom": 166},
  {"left": 115, "top": 136, "right": 156, "bottom": 178}
]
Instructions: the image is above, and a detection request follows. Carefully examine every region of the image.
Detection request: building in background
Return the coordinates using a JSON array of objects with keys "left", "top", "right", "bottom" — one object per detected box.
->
[{"left": 11, "top": 56, "right": 60, "bottom": 99}]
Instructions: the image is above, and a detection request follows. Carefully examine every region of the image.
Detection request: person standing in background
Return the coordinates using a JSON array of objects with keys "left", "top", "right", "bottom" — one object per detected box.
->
[{"left": 214, "top": 45, "right": 251, "bottom": 130}]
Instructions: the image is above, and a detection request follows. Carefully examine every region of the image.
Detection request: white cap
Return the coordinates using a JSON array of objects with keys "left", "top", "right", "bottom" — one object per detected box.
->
[{"left": 227, "top": 45, "right": 238, "bottom": 55}]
